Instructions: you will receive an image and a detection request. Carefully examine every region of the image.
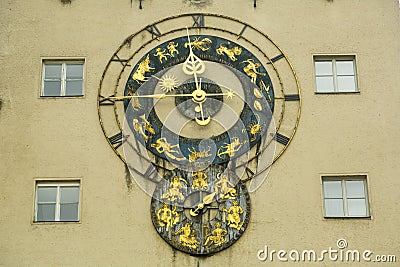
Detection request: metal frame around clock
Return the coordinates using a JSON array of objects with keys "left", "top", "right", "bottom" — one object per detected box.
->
[{"left": 98, "top": 13, "right": 301, "bottom": 184}]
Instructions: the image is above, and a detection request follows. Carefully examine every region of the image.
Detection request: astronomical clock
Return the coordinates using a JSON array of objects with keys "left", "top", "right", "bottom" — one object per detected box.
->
[{"left": 98, "top": 13, "right": 301, "bottom": 255}]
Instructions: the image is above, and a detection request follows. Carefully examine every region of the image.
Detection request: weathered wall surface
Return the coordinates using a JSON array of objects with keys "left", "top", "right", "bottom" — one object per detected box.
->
[{"left": 1, "top": 0, "right": 399, "bottom": 266}]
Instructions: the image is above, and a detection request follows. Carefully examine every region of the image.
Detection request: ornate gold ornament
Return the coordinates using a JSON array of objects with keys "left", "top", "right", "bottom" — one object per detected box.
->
[
  {"left": 216, "top": 43, "right": 242, "bottom": 61},
  {"left": 132, "top": 55, "right": 154, "bottom": 84},
  {"left": 204, "top": 222, "right": 227, "bottom": 247},
  {"left": 152, "top": 74, "right": 180, "bottom": 92},
  {"left": 98, "top": 13, "right": 301, "bottom": 255},
  {"left": 191, "top": 171, "right": 208, "bottom": 190}
]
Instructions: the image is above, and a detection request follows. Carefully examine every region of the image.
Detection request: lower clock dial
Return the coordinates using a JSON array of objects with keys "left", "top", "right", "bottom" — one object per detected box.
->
[{"left": 150, "top": 165, "right": 251, "bottom": 255}]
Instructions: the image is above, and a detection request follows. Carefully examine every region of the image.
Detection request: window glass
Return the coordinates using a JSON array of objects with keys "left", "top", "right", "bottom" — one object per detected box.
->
[
  {"left": 315, "top": 61, "right": 333, "bottom": 75},
  {"left": 346, "top": 180, "right": 365, "bottom": 198},
  {"left": 44, "top": 64, "right": 62, "bottom": 79},
  {"left": 66, "top": 81, "right": 83, "bottom": 96},
  {"left": 60, "top": 203, "right": 79, "bottom": 221},
  {"left": 37, "top": 187, "right": 57, "bottom": 202},
  {"left": 315, "top": 77, "right": 334, "bottom": 92},
  {"left": 336, "top": 61, "right": 354, "bottom": 75},
  {"left": 43, "top": 81, "right": 62, "bottom": 96},
  {"left": 347, "top": 199, "right": 367, "bottom": 216},
  {"left": 337, "top": 76, "right": 356, "bottom": 92},
  {"left": 66, "top": 64, "right": 83, "bottom": 79},
  {"left": 324, "top": 199, "right": 344, "bottom": 217},
  {"left": 60, "top": 186, "right": 80, "bottom": 203},
  {"left": 37, "top": 204, "right": 56, "bottom": 221},
  {"left": 323, "top": 181, "right": 342, "bottom": 198}
]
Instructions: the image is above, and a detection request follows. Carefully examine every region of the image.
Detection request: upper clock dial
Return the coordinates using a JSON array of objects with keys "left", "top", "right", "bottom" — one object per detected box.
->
[{"left": 123, "top": 35, "right": 273, "bottom": 166}]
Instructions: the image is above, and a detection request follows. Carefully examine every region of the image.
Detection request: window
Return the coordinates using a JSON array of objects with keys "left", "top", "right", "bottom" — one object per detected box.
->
[
  {"left": 41, "top": 60, "right": 84, "bottom": 96},
  {"left": 34, "top": 181, "right": 80, "bottom": 222},
  {"left": 314, "top": 56, "right": 358, "bottom": 93},
  {"left": 322, "top": 175, "right": 370, "bottom": 218}
]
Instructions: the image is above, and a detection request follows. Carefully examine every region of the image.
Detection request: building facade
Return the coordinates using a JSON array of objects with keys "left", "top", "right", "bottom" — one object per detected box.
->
[{"left": 0, "top": 0, "right": 399, "bottom": 266}]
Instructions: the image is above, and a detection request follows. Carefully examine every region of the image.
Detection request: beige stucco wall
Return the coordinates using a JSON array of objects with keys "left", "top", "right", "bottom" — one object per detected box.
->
[{"left": 1, "top": 0, "right": 399, "bottom": 266}]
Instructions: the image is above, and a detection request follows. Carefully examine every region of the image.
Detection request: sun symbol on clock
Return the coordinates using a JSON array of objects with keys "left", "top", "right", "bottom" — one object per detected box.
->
[{"left": 153, "top": 74, "right": 180, "bottom": 92}]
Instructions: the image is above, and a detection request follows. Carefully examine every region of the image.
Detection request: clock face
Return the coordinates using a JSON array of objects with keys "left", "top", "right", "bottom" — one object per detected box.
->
[
  {"left": 123, "top": 35, "right": 273, "bottom": 166},
  {"left": 150, "top": 166, "right": 250, "bottom": 255},
  {"left": 98, "top": 14, "right": 301, "bottom": 255}
]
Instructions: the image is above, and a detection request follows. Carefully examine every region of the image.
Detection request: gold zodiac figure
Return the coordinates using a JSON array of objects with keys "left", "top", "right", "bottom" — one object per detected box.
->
[
  {"left": 214, "top": 173, "right": 237, "bottom": 199},
  {"left": 242, "top": 58, "right": 266, "bottom": 84},
  {"left": 151, "top": 138, "right": 186, "bottom": 161},
  {"left": 223, "top": 201, "right": 244, "bottom": 230},
  {"left": 216, "top": 43, "right": 242, "bottom": 61},
  {"left": 184, "top": 37, "right": 212, "bottom": 51},
  {"left": 133, "top": 114, "right": 155, "bottom": 142},
  {"left": 204, "top": 222, "right": 227, "bottom": 247},
  {"left": 188, "top": 146, "right": 211, "bottom": 163},
  {"left": 192, "top": 171, "right": 208, "bottom": 190},
  {"left": 132, "top": 55, "right": 155, "bottom": 84},
  {"left": 157, "top": 203, "right": 180, "bottom": 231},
  {"left": 259, "top": 80, "right": 272, "bottom": 103},
  {"left": 161, "top": 176, "right": 188, "bottom": 202},
  {"left": 174, "top": 223, "right": 200, "bottom": 249},
  {"left": 167, "top": 42, "right": 179, "bottom": 57},
  {"left": 217, "top": 137, "right": 244, "bottom": 159},
  {"left": 245, "top": 114, "right": 266, "bottom": 142},
  {"left": 153, "top": 48, "right": 169, "bottom": 63}
]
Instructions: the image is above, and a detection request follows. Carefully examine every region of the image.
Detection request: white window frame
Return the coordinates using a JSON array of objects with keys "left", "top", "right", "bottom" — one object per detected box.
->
[
  {"left": 322, "top": 175, "right": 370, "bottom": 218},
  {"left": 314, "top": 55, "right": 358, "bottom": 93},
  {"left": 41, "top": 60, "right": 85, "bottom": 97},
  {"left": 34, "top": 180, "right": 81, "bottom": 222}
]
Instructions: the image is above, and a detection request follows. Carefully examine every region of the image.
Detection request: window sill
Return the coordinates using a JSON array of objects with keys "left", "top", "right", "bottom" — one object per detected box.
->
[
  {"left": 40, "top": 95, "right": 85, "bottom": 98},
  {"left": 32, "top": 220, "right": 81, "bottom": 225},
  {"left": 314, "top": 91, "right": 360, "bottom": 95},
  {"left": 323, "top": 216, "right": 371, "bottom": 220}
]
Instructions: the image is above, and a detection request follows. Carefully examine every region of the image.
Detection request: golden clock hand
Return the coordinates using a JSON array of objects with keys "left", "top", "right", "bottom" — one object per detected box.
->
[
  {"left": 106, "top": 90, "right": 235, "bottom": 101},
  {"left": 202, "top": 90, "right": 235, "bottom": 99},
  {"left": 195, "top": 102, "right": 211, "bottom": 126},
  {"left": 192, "top": 79, "right": 211, "bottom": 126},
  {"left": 160, "top": 90, "right": 235, "bottom": 99},
  {"left": 107, "top": 94, "right": 168, "bottom": 100},
  {"left": 189, "top": 192, "right": 216, "bottom": 217},
  {"left": 107, "top": 92, "right": 203, "bottom": 101},
  {"left": 182, "top": 28, "right": 205, "bottom": 91}
]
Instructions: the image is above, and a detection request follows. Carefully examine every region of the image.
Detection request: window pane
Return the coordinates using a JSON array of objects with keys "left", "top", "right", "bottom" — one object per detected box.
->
[
  {"left": 60, "top": 186, "right": 80, "bottom": 203},
  {"left": 43, "top": 81, "right": 61, "bottom": 96},
  {"left": 44, "top": 64, "right": 62, "bottom": 79},
  {"left": 315, "top": 61, "right": 333, "bottom": 75},
  {"left": 37, "top": 187, "right": 57, "bottom": 202},
  {"left": 346, "top": 180, "right": 365, "bottom": 198},
  {"left": 66, "top": 64, "right": 83, "bottom": 79},
  {"left": 37, "top": 204, "right": 56, "bottom": 221},
  {"left": 324, "top": 199, "right": 344, "bottom": 217},
  {"left": 66, "top": 81, "right": 83, "bottom": 96},
  {"left": 60, "top": 203, "right": 79, "bottom": 221},
  {"left": 336, "top": 61, "right": 354, "bottom": 75},
  {"left": 323, "top": 181, "right": 343, "bottom": 198},
  {"left": 316, "top": 76, "right": 334, "bottom": 92},
  {"left": 347, "top": 199, "right": 367, "bottom": 216},
  {"left": 337, "top": 76, "right": 356, "bottom": 92}
]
